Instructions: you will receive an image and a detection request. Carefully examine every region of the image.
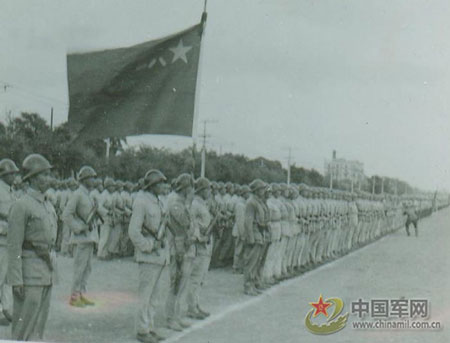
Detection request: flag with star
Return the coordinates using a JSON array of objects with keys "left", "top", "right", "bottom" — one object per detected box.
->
[{"left": 66, "top": 22, "right": 204, "bottom": 141}]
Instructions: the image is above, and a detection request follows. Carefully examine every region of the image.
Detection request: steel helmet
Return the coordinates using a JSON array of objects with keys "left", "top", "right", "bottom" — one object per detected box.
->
[
  {"left": 0, "top": 159, "right": 19, "bottom": 177},
  {"left": 249, "top": 179, "right": 267, "bottom": 193},
  {"left": 22, "top": 154, "right": 53, "bottom": 182},
  {"left": 77, "top": 166, "right": 97, "bottom": 181},
  {"left": 195, "top": 177, "right": 211, "bottom": 193},
  {"left": 174, "top": 173, "right": 194, "bottom": 192},
  {"left": 143, "top": 169, "right": 167, "bottom": 190}
]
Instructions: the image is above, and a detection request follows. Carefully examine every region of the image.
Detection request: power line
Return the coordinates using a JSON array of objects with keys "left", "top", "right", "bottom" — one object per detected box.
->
[{"left": 0, "top": 80, "right": 68, "bottom": 107}]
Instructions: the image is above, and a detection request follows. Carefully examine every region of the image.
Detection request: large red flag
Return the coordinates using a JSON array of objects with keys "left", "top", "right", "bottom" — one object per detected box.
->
[{"left": 67, "top": 22, "right": 204, "bottom": 141}]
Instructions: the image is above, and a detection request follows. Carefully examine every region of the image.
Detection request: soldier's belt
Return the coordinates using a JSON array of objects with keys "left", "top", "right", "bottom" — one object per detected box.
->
[{"left": 22, "top": 241, "right": 53, "bottom": 271}]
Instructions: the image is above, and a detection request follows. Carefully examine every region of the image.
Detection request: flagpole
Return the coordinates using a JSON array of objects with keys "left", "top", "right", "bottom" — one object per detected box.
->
[{"left": 191, "top": 2, "right": 208, "bottom": 178}]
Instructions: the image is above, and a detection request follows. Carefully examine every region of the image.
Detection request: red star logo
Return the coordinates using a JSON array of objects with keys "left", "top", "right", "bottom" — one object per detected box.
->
[{"left": 310, "top": 295, "right": 332, "bottom": 318}]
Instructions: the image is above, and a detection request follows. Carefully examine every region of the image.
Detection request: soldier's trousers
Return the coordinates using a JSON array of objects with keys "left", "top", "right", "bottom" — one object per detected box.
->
[
  {"left": 262, "top": 241, "right": 278, "bottom": 281},
  {"left": 136, "top": 262, "right": 167, "bottom": 335},
  {"left": 108, "top": 223, "right": 122, "bottom": 255},
  {"left": 97, "top": 223, "right": 112, "bottom": 258},
  {"left": 232, "top": 237, "right": 244, "bottom": 271},
  {"left": 0, "top": 246, "right": 12, "bottom": 315},
  {"left": 71, "top": 243, "right": 94, "bottom": 295},
  {"left": 12, "top": 285, "right": 52, "bottom": 341},
  {"left": 218, "top": 228, "right": 234, "bottom": 266},
  {"left": 186, "top": 253, "right": 211, "bottom": 312},
  {"left": 277, "top": 237, "right": 288, "bottom": 277},
  {"left": 243, "top": 243, "right": 264, "bottom": 289},
  {"left": 166, "top": 255, "right": 194, "bottom": 322},
  {"left": 60, "top": 223, "right": 72, "bottom": 256},
  {"left": 405, "top": 220, "right": 418, "bottom": 236}
]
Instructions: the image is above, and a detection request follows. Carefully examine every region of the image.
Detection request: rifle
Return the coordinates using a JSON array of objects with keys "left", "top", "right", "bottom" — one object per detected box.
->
[
  {"left": 80, "top": 201, "right": 104, "bottom": 232},
  {"left": 141, "top": 214, "right": 168, "bottom": 250},
  {"left": 200, "top": 212, "right": 222, "bottom": 242}
]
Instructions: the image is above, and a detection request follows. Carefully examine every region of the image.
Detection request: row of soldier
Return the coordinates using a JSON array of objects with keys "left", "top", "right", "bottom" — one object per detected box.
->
[{"left": 0, "top": 154, "right": 442, "bottom": 342}]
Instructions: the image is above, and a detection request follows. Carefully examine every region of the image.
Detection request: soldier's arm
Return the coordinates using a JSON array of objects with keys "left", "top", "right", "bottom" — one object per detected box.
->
[
  {"left": 244, "top": 202, "right": 255, "bottom": 244},
  {"left": 235, "top": 204, "right": 246, "bottom": 237},
  {"left": 7, "top": 201, "right": 26, "bottom": 286},
  {"left": 0, "top": 210, "right": 8, "bottom": 236},
  {"left": 62, "top": 192, "right": 88, "bottom": 234},
  {"left": 128, "top": 199, "right": 154, "bottom": 253},
  {"left": 169, "top": 203, "right": 191, "bottom": 229}
]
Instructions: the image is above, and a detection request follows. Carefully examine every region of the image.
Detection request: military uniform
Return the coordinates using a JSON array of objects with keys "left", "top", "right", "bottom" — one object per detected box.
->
[
  {"left": 243, "top": 180, "right": 269, "bottom": 295},
  {"left": 97, "top": 182, "right": 114, "bottom": 259},
  {"left": 232, "top": 189, "right": 249, "bottom": 273},
  {"left": 0, "top": 179, "right": 15, "bottom": 322},
  {"left": 264, "top": 194, "right": 282, "bottom": 283},
  {"left": 63, "top": 184, "right": 99, "bottom": 305},
  {"left": 128, "top": 189, "right": 170, "bottom": 341},
  {"left": 186, "top": 194, "right": 213, "bottom": 317},
  {"left": 8, "top": 187, "right": 57, "bottom": 341},
  {"left": 165, "top": 175, "right": 195, "bottom": 328},
  {"left": 59, "top": 184, "right": 72, "bottom": 256}
]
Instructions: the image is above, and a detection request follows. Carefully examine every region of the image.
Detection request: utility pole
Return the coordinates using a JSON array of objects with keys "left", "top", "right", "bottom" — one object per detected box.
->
[
  {"left": 199, "top": 119, "right": 217, "bottom": 178},
  {"left": 372, "top": 176, "right": 376, "bottom": 194},
  {"left": 50, "top": 107, "right": 54, "bottom": 131},
  {"left": 105, "top": 138, "right": 111, "bottom": 159},
  {"left": 381, "top": 177, "right": 384, "bottom": 194},
  {"left": 329, "top": 163, "right": 333, "bottom": 190},
  {"left": 287, "top": 147, "right": 291, "bottom": 185}
]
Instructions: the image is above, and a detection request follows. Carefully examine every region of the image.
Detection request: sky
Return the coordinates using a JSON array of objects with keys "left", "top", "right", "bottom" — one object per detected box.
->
[{"left": 0, "top": 0, "right": 449, "bottom": 191}]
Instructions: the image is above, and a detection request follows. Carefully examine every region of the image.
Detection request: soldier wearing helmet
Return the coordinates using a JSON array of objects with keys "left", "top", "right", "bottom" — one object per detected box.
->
[
  {"left": 108, "top": 180, "right": 126, "bottom": 257},
  {"left": 7, "top": 154, "right": 57, "bottom": 341},
  {"left": 215, "top": 182, "right": 236, "bottom": 267},
  {"left": 232, "top": 185, "right": 250, "bottom": 274},
  {"left": 97, "top": 177, "right": 116, "bottom": 260},
  {"left": 186, "top": 177, "right": 215, "bottom": 320},
  {"left": 166, "top": 173, "right": 195, "bottom": 331},
  {"left": 59, "top": 177, "right": 78, "bottom": 257},
  {"left": 128, "top": 169, "right": 169, "bottom": 343},
  {"left": 120, "top": 181, "right": 134, "bottom": 257},
  {"left": 0, "top": 158, "right": 19, "bottom": 325},
  {"left": 242, "top": 179, "right": 270, "bottom": 295},
  {"left": 63, "top": 166, "right": 99, "bottom": 308}
]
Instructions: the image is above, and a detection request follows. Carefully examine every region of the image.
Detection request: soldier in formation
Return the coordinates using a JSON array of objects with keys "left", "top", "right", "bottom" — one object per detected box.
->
[
  {"left": 0, "top": 152, "right": 444, "bottom": 342},
  {"left": 0, "top": 159, "right": 20, "bottom": 326},
  {"left": 7, "top": 154, "right": 57, "bottom": 341}
]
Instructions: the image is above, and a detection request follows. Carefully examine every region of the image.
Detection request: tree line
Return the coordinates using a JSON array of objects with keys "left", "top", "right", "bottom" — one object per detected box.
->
[{"left": 0, "top": 112, "right": 416, "bottom": 194}]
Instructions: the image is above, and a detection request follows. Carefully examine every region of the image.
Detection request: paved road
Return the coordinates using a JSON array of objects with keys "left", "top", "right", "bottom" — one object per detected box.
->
[
  {"left": 0, "top": 208, "right": 448, "bottom": 343},
  {"left": 167, "top": 208, "right": 450, "bottom": 343}
]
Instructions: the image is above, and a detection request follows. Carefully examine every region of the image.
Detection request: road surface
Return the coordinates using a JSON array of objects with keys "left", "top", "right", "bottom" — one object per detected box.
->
[{"left": 0, "top": 208, "right": 448, "bottom": 343}]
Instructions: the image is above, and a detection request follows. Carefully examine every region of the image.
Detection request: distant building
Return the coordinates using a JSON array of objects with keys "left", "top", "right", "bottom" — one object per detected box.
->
[{"left": 324, "top": 150, "right": 365, "bottom": 186}]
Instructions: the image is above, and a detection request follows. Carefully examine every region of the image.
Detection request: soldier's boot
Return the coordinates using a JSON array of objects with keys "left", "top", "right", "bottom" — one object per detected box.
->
[
  {"left": 136, "top": 333, "right": 158, "bottom": 343},
  {"left": 69, "top": 294, "right": 86, "bottom": 308},
  {"left": 178, "top": 319, "right": 191, "bottom": 328},
  {"left": 80, "top": 294, "right": 95, "bottom": 306},
  {"left": 2, "top": 309, "right": 12, "bottom": 322},
  {"left": 166, "top": 319, "right": 183, "bottom": 332},
  {"left": 197, "top": 306, "right": 210, "bottom": 318},
  {"left": 0, "top": 317, "right": 9, "bottom": 326},
  {"left": 244, "top": 283, "right": 259, "bottom": 296},
  {"left": 244, "top": 287, "right": 259, "bottom": 296},
  {"left": 187, "top": 309, "right": 205, "bottom": 320},
  {"left": 149, "top": 330, "right": 166, "bottom": 341}
]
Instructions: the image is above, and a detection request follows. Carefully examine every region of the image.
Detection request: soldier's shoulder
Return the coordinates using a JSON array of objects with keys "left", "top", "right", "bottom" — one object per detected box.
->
[{"left": 10, "top": 194, "right": 32, "bottom": 212}]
